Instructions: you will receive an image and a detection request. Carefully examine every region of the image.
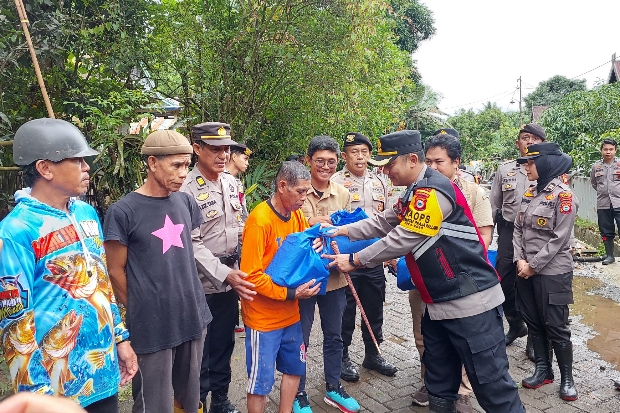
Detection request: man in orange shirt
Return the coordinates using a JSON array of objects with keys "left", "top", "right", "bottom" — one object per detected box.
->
[{"left": 240, "top": 161, "right": 321, "bottom": 413}]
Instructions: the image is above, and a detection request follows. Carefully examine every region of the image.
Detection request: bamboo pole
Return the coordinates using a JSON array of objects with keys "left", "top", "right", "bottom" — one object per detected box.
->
[
  {"left": 0, "top": 167, "right": 21, "bottom": 171},
  {"left": 13, "top": 0, "right": 55, "bottom": 118},
  {"left": 0, "top": 141, "right": 13, "bottom": 147}
]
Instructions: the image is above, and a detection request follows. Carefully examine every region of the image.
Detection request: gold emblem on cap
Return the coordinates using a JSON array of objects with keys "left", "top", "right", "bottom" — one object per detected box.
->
[
  {"left": 440, "top": 129, "right": 447, "bottom": 134},
  {"left": 346, "top": 134, "right": 355, "bottom": 142},
  {"left": 217, "top": 126, "right": 226, "bottom": 136},
  {"left": 244, "top": 148, "right": 251, "bottom": 156},
  {"left": 377, "top": 140, "right": 383, "bottom": 153}
]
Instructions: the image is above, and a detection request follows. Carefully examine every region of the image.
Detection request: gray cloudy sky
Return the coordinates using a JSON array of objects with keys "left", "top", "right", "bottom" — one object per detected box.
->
[{"left": 414, "top": 0, "right": 620, "bottom": 115}]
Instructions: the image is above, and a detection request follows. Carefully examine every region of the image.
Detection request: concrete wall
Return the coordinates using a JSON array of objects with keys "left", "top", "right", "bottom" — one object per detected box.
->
[{"left": 571, "top": 175, "right": 598, "bottom": 223}]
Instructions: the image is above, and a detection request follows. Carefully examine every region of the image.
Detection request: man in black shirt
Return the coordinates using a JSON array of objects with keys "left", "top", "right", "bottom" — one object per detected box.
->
[{"left": 105, "top": 130, "right": 211, "bottom": 413}]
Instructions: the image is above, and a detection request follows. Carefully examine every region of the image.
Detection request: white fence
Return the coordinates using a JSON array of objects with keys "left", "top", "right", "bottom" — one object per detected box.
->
[{"left": 570, "top": 175, "right": 598, "bottom": 223}]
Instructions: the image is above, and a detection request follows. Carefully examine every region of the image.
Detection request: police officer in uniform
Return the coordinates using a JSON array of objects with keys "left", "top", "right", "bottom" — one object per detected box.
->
[
  {"left": 331, "top": 132, "right": 397, "bottom": 382},
  {"left": 433, "top": 128, "right": 477, "bottom": 183},
  {"left": 513, "top": 142, "right": 578, "bottom": 401},
  {"left": 590, "top": 138, "right": 620, "bottom": 264},
  {"left": 181, "top": 122, "right": 256, "bottom": 413},
  {"left": 226, "top": 143, "right": 252, "bottom": 223},
  {"left": 490, "top": 124, "right": 545, "bottom": 352},
  {"left": 326, "top": 130, "right": 524, "bottom": 413}
]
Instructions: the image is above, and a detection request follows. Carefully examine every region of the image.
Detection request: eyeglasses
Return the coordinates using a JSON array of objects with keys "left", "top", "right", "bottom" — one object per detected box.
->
[{"left": 311, "top": 158, "right": 338, "bottom": 167}]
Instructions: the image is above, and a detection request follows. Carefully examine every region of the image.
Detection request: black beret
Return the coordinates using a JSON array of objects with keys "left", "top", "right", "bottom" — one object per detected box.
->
[
  {"left": 371, "top": 130, "right": 423, "bottom": 166},
  {"left": 516, "top": 142, "right": 562, "bottom": 164},
  {"left": 343, "top": 132, "right": 372, "bottom": 150},
  {"left": 519, "top": 124, "right": 546, "bottom": 141},
  {"left": 432, "top": 128, "right": 460, "bottom": 139}
]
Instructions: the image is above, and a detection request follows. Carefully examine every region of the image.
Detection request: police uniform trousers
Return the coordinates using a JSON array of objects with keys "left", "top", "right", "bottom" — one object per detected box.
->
[
  {"left": 298, "top": 287, "right": 347, "bottom": 390},
  {"left": 496, "top": 218, "right": 522, "bottom": 322},
  {"left": 200, "top": 289, "right": 238, "bottom": 400},
  {"left": 516, "top": 272, "right": 572, "bottom": 343},
  {"left": 597, "top": 208, "right": 620, "bottom": 240},
  {"left": 422, "top": 306, "right": 524, "bottom": 413},
  {"left": 341, "top": 265, "right": 385, "bottom": 351}
]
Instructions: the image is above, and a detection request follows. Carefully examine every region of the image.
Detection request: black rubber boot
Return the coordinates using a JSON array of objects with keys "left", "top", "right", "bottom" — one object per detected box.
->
[
  {"left": 340, "top": 347, "right": 360, "bottom": 382},
  {"left": 552, "top": 341, "right": 578, "bottom": 401},
  {"left": 522, "top": 335, "right": 554, "bottom": 389},
  {"left": 505, "top": 315, "right": 528, "bottom": 345},
  {"left": 602, "top": 239, "right": 615, "bottom": 265},
  {"left": 209, "top": 386, "right": 240, "bottom": 413},
  {"left": 362, "top": 346, "right": 398, "bottom": 377},
  {"left": 525, "top": 333, "right": 535, "bottom": 362},
  {"left": 428, "top": 394, "right": 456, "bottom": 413}
]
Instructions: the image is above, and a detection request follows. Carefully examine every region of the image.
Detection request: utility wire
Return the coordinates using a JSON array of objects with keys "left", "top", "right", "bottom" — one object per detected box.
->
[
  {"left": 443, "top": 88, "right": 516, "bottom": 110},
  {"left": 442, "top": 58, "right": 612, "bottom": 111},
  {"left": 569, "top": 60, "right": 610, "bottom": 80}
]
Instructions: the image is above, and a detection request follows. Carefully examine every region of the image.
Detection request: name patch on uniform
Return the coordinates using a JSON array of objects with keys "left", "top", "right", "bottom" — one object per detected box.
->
[
  {"left": 400, "top": 188, "right": 442, "bottom": 236},
  {"left": 196, "top": 176, "right": 206, "bottom": 188}
]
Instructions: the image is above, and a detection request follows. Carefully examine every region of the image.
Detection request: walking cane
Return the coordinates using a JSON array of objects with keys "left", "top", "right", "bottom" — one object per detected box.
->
[{"left": 330, "top": 240, "right": 382, "bottom": 355}]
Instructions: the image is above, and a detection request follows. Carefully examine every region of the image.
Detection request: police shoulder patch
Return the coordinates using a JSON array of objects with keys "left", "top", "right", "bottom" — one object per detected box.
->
[{"left": 400, "top": 188, "right": 442, "bottom": 236}]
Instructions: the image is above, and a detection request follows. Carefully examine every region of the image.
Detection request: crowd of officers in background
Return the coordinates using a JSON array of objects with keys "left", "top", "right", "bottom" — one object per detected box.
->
[{"left": 0, "top": 117, "right": 593, "bottom": 413}]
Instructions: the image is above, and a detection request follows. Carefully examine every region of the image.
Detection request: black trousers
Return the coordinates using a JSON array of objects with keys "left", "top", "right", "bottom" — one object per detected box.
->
[
  {"left": 200, "top": 289, "right": 238, "bottom": 400},
  {"left": 85, "top": 394, "right": 118, "bottom": 413},
  {"left": 516, "top": 272, "right": 572, "bottom": 343},
  {"left": 341, "top": 265, "right": 386, "bottom": 350},
  {"left": 422, "top": 306, "right": 524, "bottom": 413},
  {"left": 597, "top": 208, "right": 620, "bottom": 239},
  {"left": 496, "top": 218, "right": 521, "bottom": 321}
]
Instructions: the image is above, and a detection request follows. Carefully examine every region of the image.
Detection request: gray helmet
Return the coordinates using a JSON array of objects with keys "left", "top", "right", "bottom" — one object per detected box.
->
[{"left": 13, "top": 118, "right": 99, "bottom": 165}]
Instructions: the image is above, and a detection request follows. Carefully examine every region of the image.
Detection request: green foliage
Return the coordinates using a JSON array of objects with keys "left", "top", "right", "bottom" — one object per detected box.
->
[
  {"left": 66, "top": 90, "right": 152, "bottom": 213},
  {"left": 402, "top": 82, "right": 446, "bottom": 137},
  {"left": 524, "top": 75, "right": 587, "bottom": 117},
  {"left": 241, "top": 163, "right": 276, "bottom": 211},
  {"left": 447, "top": 104, "right": 521, "bottom": 179},
  {"left": 1, "top": 0, "right": 436, "bottom": 211},
  {"left": 386, "top": 0, "right": 436, "bottom": 54},
  {"left": 540, "top": 83, "right": 620, "bottom": 171}
]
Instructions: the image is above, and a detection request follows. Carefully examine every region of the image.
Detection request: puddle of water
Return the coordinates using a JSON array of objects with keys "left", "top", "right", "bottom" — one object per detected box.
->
[{"left": 571, "top": 276, "right": 620, "bottom": 371}]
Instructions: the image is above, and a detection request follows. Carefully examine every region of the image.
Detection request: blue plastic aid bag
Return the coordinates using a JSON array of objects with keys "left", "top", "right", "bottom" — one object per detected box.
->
[
  {"left": 396, "top": 256, "right": 416, "bottom": 291},
  {"left": 487, "top": 249, "right": 498, "bottom": 268},
  {"left": 329, "top": 208, "right": 379, "bottom": 253},
  {"left": 331, "top": 207, "right": 370, "bottom": 226},
  {"left": 266, "top": 224, "right": 331, "bottom": 295}
]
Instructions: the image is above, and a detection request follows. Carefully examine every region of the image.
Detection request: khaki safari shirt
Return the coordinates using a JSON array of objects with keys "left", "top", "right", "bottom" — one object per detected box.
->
[
  {"left": 590, "top": 158, "right": 620, "bottom": 209},
  {"left": 301, "top": 181, "right": 351, "bottom": 292},
  {"left": 455, "top": 177, "right": 493, "bottom": 228},
  {"left": 331, "top": 166, "right": 388, "bottom": 269},
  {"left": 513, "top": 178, "right": 578, "bottom": 275},
  {"left": 490, "top": 160, "right": 534, "bottom": 224},
  {"left": 181, "top": 167, "right": 245, "bottom": 294}
]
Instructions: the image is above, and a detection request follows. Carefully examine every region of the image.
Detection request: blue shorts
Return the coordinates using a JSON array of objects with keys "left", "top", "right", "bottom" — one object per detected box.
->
[{"left": 245, "top": 321, "right": 306, "bottom": 395}]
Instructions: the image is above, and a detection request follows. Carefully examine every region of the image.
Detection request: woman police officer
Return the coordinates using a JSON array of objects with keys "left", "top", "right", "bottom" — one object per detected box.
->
[{"left": 513, "top": 142, "right": 578, "bottom": 401}]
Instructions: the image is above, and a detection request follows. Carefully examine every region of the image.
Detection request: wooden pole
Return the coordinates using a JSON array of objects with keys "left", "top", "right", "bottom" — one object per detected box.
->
[
  {"left": 13, "top": 0, "right": 55, "bottom": 118},
  {"left": 330, "top": 240, "right": 382, "bottom": 355}
]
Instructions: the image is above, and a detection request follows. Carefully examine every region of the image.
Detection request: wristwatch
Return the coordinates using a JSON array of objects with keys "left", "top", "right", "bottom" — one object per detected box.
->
[{"left": 349, "top": 253, "right": 360, "bottom": 269}]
